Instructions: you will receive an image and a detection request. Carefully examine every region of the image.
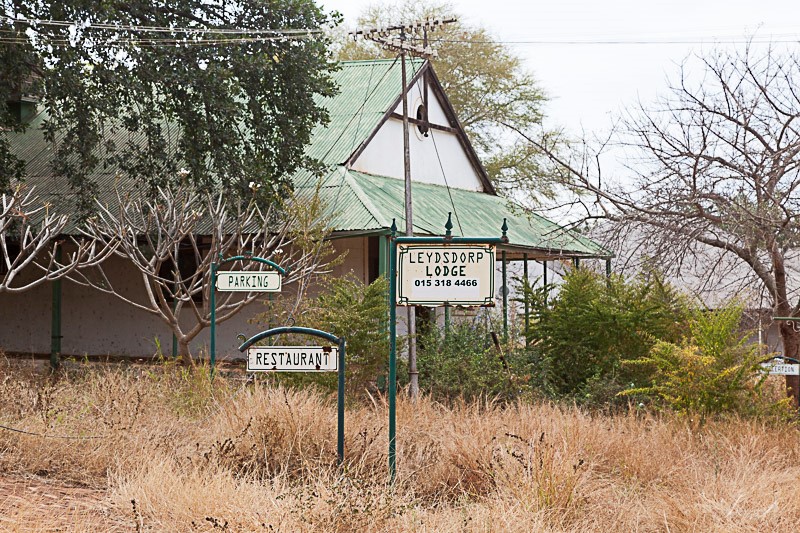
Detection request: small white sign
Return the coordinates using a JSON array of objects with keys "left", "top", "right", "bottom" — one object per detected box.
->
[
  {"left": 397, "top": 244, "right": 495, "bottom": 306},
  {"left": 247, "top": 346, "right": 338, "bottom": 372},
  {"left": 761, "top": 362, "right": 800, "bottom": 376},
  {"left": 217, "top": 270, "right": 281, "bottom": 292}
]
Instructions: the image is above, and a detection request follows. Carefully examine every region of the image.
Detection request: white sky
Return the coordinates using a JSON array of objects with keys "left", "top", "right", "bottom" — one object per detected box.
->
[{"left": 322, "top": 0, "right": 799, "bottom": 139}]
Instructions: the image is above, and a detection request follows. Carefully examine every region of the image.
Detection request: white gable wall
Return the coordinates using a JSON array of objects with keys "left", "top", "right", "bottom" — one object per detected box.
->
[{"left": 351, "top": 76, "right": 486, "bottom": 192}]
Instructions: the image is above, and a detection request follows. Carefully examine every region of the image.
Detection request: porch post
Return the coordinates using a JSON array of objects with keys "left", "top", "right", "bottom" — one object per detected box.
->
[
  {"left": 523, "top": 253, "right": 529, "bottom": 347},
  {"left": 378, "top": 235, "right": 389, "bottom": 278},
  {"left": 50, "top": 244, "right": 62, "bottom": 370},
  {"left": 502, "top": 250, "right": 508, "bottom": 343}
]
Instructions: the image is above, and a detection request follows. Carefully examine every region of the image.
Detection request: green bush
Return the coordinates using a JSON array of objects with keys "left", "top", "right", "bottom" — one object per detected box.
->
[
  {"left": 251, "top": 275, "right": 390, "bottom": 394},
  {"left": 522, "top": 269, "right": 689, "bottom": 404},
  {"left": 417, "top": 317, "right": 534, "bottom": 401},
  {"left": 621, "top": 304, "right": 791, "bottom": 421}
]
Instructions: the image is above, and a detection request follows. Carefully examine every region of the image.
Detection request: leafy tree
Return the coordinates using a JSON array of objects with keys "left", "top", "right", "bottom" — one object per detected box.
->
[
  {"left": 0, "top": 9, "right": 37, "bottom": 190},
  {"left": 336, "top": 0, "right": 556, "bottom": 204},
  {"left": 1, "top": 0, "right": 337, "bottom": 211}
]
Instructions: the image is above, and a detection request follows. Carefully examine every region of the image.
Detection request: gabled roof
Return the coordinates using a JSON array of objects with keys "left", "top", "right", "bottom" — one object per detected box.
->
[
  {"left": 7, "top": 59, "right": 610, "bottom": 258},
  {"left": 312, "top": 59, "right": 496, "bottom": 194},
  {"left": 307, "top": 58, "right": 421, "bottom": 166}
]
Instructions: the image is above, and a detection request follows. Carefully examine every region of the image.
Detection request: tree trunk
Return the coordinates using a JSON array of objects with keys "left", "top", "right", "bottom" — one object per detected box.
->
[
  {"left": 778, "top": 321, "right": 800, "bottom": 407},
  {"left": 178, "top": 338, "right": 192, "bottom": 366}
]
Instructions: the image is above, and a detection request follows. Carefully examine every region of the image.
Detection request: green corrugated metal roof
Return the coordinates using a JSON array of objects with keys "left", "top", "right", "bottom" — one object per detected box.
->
[
  {"left": 307, "top": 58, "right": 420, "bottom": 165},
  {"left": 301, "top": 169, "right": 609, "bottom": 257},
  {"left": 10, "top": 58, "right": 416, "bottom": 180},
  {"left": 7, "top": 58, "right": 608, "bottom": 257}
]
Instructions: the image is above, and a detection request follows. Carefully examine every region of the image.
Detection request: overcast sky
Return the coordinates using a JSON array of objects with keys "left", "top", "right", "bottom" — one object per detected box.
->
[{"left": 322, "top": 0, "right": 798, "bottom": 139}]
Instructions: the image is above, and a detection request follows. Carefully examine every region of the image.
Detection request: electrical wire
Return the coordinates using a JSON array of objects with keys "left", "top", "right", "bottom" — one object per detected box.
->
[
  {"left": 0, "top": 14, "right": 327, "bottom": 47},
  {"left": 408, "top": 59, "right": 464, "bottom": 236},
  {"left": 290, "top": 55, "right": 390, "bottom": 314},
  {"left": 413, "top": 36, "right": 800, "bottom": 46},
  {"left": 0, "top": 35, "right": 320, "bottom": 47},
  {"left": 1, "top": 14, "right": 324, "bottom": 35}
]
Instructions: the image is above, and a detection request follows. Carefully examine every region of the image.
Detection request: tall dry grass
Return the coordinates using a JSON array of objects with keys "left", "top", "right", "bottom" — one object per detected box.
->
[{"left": 1, "top": 357, "right": 800, "bottom": 531}]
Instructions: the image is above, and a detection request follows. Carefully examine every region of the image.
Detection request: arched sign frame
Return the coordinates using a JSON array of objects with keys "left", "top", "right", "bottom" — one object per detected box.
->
[
  {"left": 238, "top": 326, "right": 346, "bottom": 465},
  {"left": 210, "top": 254, "right": 287, "bottom": 373}
]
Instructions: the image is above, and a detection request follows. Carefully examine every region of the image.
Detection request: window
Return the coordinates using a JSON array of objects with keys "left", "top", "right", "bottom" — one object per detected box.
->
[
  {"left": 415, "top": 104, "right": 429, "bottom": 137},
  {"left": 0, "top": 240, "right": 20, "bottom": 275},
  {"left": 157, "top": 242, "right": 204, "bottom": 304}
]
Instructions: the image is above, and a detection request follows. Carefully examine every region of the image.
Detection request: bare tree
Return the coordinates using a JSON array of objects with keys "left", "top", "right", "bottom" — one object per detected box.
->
[
  {"left": 1, "top": 183, "right": 110, "bottom": 292},
  {"left": 519, "top": 45, "right": 800, "bottom": 403},
  {"left": 76, "top": 183, "right": 335, "bottom": 361}
]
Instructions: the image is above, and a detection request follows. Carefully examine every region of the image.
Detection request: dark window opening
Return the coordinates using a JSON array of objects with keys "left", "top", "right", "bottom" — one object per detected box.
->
[
  {"left": 0, "top": 241, "right": 21, "bottom": 275},
  {"left": 157, "top": 242, "right": 204, "bottom": 304},
  {"left": 368, "top": 236, "right": 380, "bottom": 284},
  {"left": 415, "top": 104, "right": 429, "bottom": 137},
  {"left": 5, "top": 99, "right": 37, "bottom": 125}
]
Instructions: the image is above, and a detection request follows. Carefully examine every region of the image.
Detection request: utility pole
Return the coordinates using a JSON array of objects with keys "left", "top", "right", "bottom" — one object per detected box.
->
[{"left": 350, "top": 18, "right": 456, "bottom": 399}]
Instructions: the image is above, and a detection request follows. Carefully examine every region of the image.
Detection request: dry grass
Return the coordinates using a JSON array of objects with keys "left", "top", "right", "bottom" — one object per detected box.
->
[{"left": 1, "top": 357, "right": 800, "bottom": 531}]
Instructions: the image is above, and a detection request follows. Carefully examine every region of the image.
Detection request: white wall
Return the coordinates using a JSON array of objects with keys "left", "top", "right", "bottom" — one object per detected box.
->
[{"left": 351, "top": 77, "right": 485, "bottom": 192}]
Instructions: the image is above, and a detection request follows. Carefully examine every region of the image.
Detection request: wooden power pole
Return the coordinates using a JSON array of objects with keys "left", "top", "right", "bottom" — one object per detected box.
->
[{"left": 350, "top": 18, "right": 456, "bottom": 399}]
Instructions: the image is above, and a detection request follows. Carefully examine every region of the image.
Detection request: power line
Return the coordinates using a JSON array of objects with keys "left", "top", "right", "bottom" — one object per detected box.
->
[
  {"left": 0, "top": 35, "right": 320, "bottom": 47},
  {"left": 412, "top": 36, "right": 800, "bottom": 46},
  {"left": 407, "top": 59, "right": 463, "bottom": 237},
  {"left": 1, "top": 14, "right": 324, "bottom": 35}
]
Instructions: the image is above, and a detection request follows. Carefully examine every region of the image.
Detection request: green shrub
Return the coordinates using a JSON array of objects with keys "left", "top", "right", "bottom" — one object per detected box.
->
[
  {"left": 522, "top": 269, "right": 689, "bottom": 404},
  {"left": 621, "top": 304, "right": 791, "bottom": 421},
  {"left": 417, "top": 317, "right": 534, "bottom": 401}
]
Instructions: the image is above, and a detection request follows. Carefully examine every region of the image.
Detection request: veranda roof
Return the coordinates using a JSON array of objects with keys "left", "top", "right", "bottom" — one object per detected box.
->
[{"left": 296, "top": 167, "right": 610, "bottom": 259}]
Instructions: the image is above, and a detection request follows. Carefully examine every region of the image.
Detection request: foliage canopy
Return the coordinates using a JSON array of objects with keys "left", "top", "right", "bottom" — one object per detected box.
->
[
  {"left": 622, "top": 304, "right": 790, "bottom": 421},
  {"left": 1, "top": 0, "right": 338, "bottom": 211},
  {"left": 523, "top": 269, "right": 689, "bottom": 403}
]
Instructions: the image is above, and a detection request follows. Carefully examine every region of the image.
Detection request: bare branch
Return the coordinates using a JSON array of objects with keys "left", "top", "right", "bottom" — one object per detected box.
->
[
  {"left": 0, "top": 183, "right": 114, "bottom": 293},
  {"left": 74, "top": 182, "right": 336, "bottom": 359}
]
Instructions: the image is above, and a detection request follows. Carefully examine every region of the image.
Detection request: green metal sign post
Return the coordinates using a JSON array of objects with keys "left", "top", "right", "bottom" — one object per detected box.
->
[
  {"left": 238, "top": 326, "right": 347, "bottom": 465},
  {"left": 50, "top": 244, "right": 62, "bottom": 370},
  {"left": 387, "top": 214, "right": 508, "bottom": 483},
  {"left": 210, "top": 254, "right": 286, "bottom": 376}
]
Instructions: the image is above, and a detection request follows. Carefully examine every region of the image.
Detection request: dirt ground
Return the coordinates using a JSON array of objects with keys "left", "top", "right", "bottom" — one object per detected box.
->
[{"left": 0, "top": 475, "right": 130, "bottom": 532}]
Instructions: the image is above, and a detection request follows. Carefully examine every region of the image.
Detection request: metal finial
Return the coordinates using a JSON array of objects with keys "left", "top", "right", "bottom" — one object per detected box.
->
[
  {"left": 390, "top": 218, "right": 397, "bottom": 236},
  {"left": 444, "top": 212, "right": 453, "bottom": 238},
  {"left": 501, "top": 218, "right": 509, "bottom": 242}
]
